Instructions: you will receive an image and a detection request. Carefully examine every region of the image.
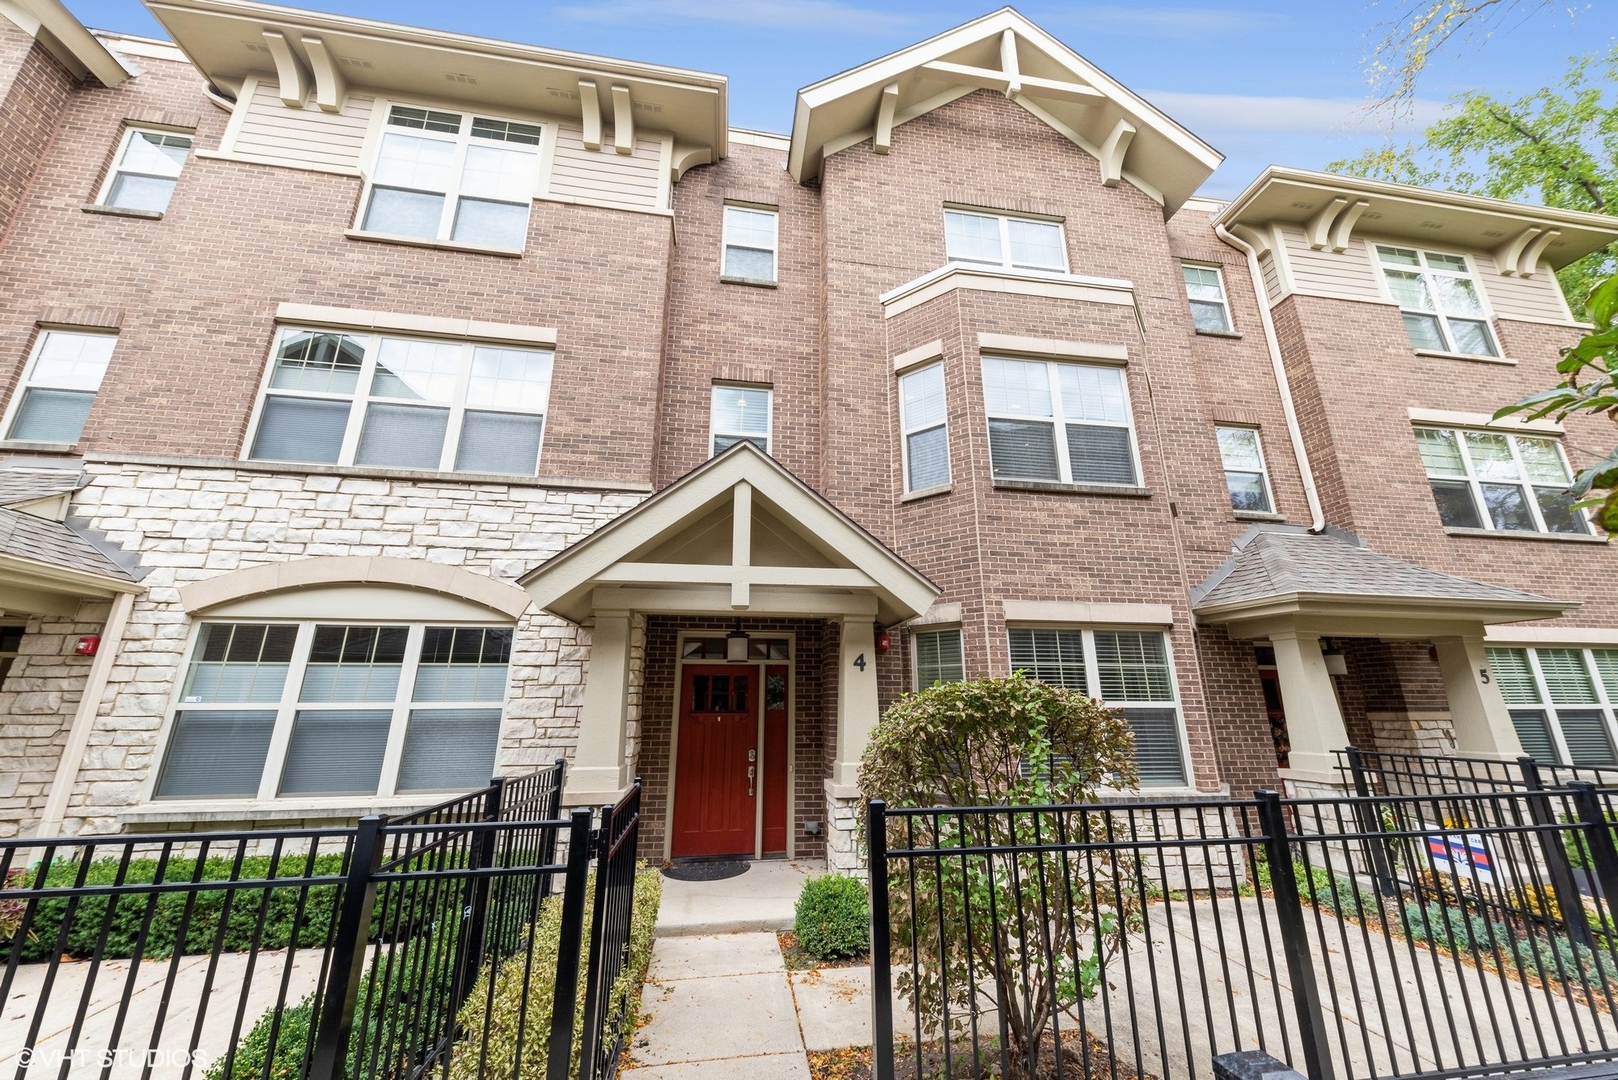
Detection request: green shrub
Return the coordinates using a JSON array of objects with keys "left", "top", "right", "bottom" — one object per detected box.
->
[
  {"left": 795, "top": 875, "right": 869, "bottom": 960},
  {"left": 2, "top": 853, "right": 346, "bottom": 962},
  {"left": 449, "top": 867, "right": 662, "bottom": 1080}
]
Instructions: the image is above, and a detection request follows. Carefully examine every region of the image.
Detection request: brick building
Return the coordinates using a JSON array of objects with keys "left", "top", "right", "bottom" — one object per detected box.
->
[{"left": 0, "top": 0, "right": 1613, "bottom": 867}]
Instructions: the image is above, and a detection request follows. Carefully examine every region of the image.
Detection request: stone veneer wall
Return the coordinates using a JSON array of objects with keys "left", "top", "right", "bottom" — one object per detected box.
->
[{"left": 48, "top": 460, "right": 643, "bottom": 835}]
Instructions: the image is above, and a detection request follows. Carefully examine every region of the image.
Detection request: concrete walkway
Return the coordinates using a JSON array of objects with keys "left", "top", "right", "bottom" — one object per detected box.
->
[{"left": 655, "top": 861, "right": 815, "bottom": 936}]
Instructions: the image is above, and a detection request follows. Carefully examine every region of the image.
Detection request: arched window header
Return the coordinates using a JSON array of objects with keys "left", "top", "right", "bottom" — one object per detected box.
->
[{"left": 178, "top": 556, "right": 531, "bottom": 621}]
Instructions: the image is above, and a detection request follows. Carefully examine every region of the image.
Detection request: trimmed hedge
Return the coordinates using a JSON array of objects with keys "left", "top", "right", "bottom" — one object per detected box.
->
[
  {"left": 795, "top": 874, "right": 869, "bottom": 960},
  {"left": 2, "top": 854, "right": 346, "bottom": 963}
]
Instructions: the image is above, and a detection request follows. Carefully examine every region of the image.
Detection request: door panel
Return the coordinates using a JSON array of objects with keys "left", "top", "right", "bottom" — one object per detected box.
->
[
  {"left": 763, "top": 664, "right": 789, "bottom": 855},
  {"left": 672, "top": 665, "right": 758, "bottom": 858}
]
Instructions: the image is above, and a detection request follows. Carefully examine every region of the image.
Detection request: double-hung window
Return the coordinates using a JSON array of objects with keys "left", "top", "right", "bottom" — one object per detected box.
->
[
  {"left": 1008, "top": 627, "right": 1187, "bottom": 786},
  {"left": 1215, "top": 426, "right": 1273, "bottom": 513},
  {"left": 944, "top": 209, "right": 1066, "bottom": 272},
  {"left": 156, "top": 621, "right": 511, "bottom": 800},
  {"left": 1376, "top": 246, "right": 1499, "bottom": 357},
  {"left": 710, "top": 385, "right": 771, "bottom": 455},
  {"left": 5, "top": 331, "right": 117, "bottom": 444},
  {"left": 1183, "top": 264, "right": 1233, "bottom": 333},
  {"left": 98, "top": 128, "right": 192, "bottom": 213},
  {"left": 361, "top": 106, "right": 543, "bottom": 251},
  {"left": 1487, "top": 646, "right": 1618, "bottom": 767},
  {"left": 914, "top": 628, "right": 964, "bottom": 688},
  {"left": 248, "top": 327, "right": 552, "bottom": 475},
  {"left": 899, "top": 364, "right": 949, "bottom": 492},
  {"left": 1415, "top": 426, "right": 1588, "bottom": 535},
  {"left": 981, "top": 356, "right": 1137, "bottom": 486},
  {"left": 722, "top": 205, "right": 778, "bottom": 283}
]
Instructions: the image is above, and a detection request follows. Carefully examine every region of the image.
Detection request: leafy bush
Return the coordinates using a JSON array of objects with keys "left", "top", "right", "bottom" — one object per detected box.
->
[
  {"left": 1254, "top": 856, "right": 1377, "bottom": 919},
  {"left": 1399, "top": 899, "right": 1611, "bottom": 989},
  {"left": 859, "top": 674, "right": 1139, "bottom": 1075},
  {"left": 795, "top": 875, "right": 869, "bottom": 960},
  {"left": 449, "top": 867, "right": 663, "bottom": 1080},
  {"left": 2, "top": 853, "right": 346, "bottom": 963}
]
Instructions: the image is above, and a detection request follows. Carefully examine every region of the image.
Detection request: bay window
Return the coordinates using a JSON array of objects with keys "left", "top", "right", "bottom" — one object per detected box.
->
[
  {"left": 1376, "top": 246, "right": 1499, "bottom": 357},
  {"left": 98, "top": 127, "right": 192, "bottom": 213},
  {"left": 899, "top": 363, "right": 950, "bottom": 492},
  {"left": 1414, "top": 426, "right": 1588, "bottom": 534},
  {"left": 1487, "top": 646, "right": 1618, "bottom": 766},
  {"left": 1008, "top": 627, "right": 1187, "bottom": 786},
  {"left": 981, "top": 356, "right": 1138, "bottom": 486},
  {"left": 1215, "top": 426, "right": 1273, "bottom": 513},
  {"left": 914, "top": 628, "right": 964, "bottom": 688},
  {"left": 360, "top": 105, "right": 543, "bottom": 251},
  {"left": 247, "top": 327, "right": 552, "bottom": 475},
  {"left": 156, "top": 621, "right": 510, "bottom": 800},
  {"left": 944, "top": 209, "right": 1066, "bottom": 272}
]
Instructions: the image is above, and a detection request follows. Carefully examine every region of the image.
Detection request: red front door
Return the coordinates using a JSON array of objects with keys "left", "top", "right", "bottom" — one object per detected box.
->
[{"left": 672, "top": 665, "right": 758, "bottom": 858}]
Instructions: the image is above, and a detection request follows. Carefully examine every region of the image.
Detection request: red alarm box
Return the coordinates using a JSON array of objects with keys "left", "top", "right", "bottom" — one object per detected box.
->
[{"left": 74, "top": 635, "right": 100, "bottom": 657}]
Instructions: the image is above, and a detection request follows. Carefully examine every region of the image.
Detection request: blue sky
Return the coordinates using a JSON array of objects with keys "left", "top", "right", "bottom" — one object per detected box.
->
[{"left": 71, "top": 0, "right": 1618, "bottom": 199}]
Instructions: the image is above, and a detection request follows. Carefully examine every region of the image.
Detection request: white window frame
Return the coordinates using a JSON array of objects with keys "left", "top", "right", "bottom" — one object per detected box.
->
[
  {"left": 95, "top": 126, "right": 193, "bottom": 213},
  {"left": 1214, "top": 424, "right": 1275, "bottom": 515},
  {"left": 1182, "top": 263, "right": 1233, "bottom": 334},
  {"left": 149, "top": 619, "right": 513, "bottom": 803},
  {"left": 1006, "top": 624, "right": 1191, "bottom": 789},
  {"left": 721, "top": 204, "right": 779, "bottom": 284},
  {"left": 898, "top": 362, "right": 950, "bottom": 494},
  {"left": 0, "top": 329, "right": 118, "bottom": 446},
  {"left": 1488, "top": 645, "right": 1618, "bottom": 767},
  {"left": 1415, "top": 425, "right": 1589, "bottom": 535},
  {"left": 943, "top": 207, "right": 1068, "bottom": 273},
  {"left": 709, "top": 384, "right": 772, "bottom": 457},
  {"left": 912, "top": 626, "right": 965, "bottom": 689},
  {"left": 980, "top": 356, "right": 1142, "bottom": 487},
  {"left": 355, "top": 102, "right": 546, "bottom": 251},
  {"left": 1374, "top": 245, "right": 1500, "bottom": 357},
  {"left": 242, "top": 326, "right": 553, "bottom": 475}
]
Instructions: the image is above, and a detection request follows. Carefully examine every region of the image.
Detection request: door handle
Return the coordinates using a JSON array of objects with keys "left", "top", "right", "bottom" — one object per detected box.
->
[{"left": 748, "top": 764, "right": 756, "bottom": 798}]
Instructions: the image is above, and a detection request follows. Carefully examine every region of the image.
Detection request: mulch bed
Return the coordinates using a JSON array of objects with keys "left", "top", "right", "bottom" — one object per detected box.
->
[
  {"left": 808, "top": 1031, "right": 1154, "bottom": 1080},
  {"left": 778, "top": 930, "right": 867, "bottom": 971}
]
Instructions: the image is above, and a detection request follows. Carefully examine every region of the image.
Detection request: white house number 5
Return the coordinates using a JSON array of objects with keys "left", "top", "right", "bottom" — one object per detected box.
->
[{"left": 853, "top": 653, "right": 867, "bottom": 671}]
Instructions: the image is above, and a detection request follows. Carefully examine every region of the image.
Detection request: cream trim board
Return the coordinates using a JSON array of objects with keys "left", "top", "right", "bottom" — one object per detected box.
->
[
  {"left": 881, "top": 265, "right": 1136, "bottom": 319},
  {"left": 728, "top": 128, "right": 790, "bottom": 150},
  {"left": 656, "top": 132, "right": 674, "bottom": 209},
  {"left": 217, "top": 72, "right": 257, "bottom": 154},
  {"left": 892, "top": 340, "right": 943, "bottom": 374},
  {"left": 909, "top": 600, "right": 962, "bottom": 626},
  {"left": 275, "top": 303, "right": 557, "bottom": 346},
  {"left": 1407, "top": 406, "right": 1563, "bottom": 435},
  {"left": 194, "top": 148, "right": 362, "bottom": 178},
  {"left": 1001, "top": 600, "right": 1174, "bottom": 626},
  {"left": 178, "top": 555, "right": 532, "bottom": 619},
  {"left": 975, "top": 333, "right": 1128, "bottom": 365},
  {"left": 1484, "top": 626, "right": 1618, "bottom": 646}
]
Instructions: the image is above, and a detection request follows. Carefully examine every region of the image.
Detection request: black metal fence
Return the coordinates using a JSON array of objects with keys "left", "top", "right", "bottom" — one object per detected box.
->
[
  {"left": 0, "top": 762, "right": 643, "bottom": 1080},
  {"left": 869, "top": 782, "right": 1618, "bottom": 1080},
  {"left": 1338, "top": 746, "right": 1618, "bottom": 798}
]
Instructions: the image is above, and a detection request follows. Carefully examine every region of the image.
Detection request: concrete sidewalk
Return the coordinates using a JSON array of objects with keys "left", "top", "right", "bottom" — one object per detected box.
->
[{"left": 654, "top": 861, "right": 816, "bottom": 937}]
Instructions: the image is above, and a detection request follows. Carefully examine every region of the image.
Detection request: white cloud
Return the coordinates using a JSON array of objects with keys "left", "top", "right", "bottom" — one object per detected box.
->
[
  {"left": 1144, "top": 90, "right": 1450, "bottom": 137},
  {"left": 554, "top": 0, "right": 914, "bottom": 33}
]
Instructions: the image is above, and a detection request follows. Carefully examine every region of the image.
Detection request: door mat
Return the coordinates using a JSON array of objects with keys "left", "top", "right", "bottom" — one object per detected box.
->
[{"left": 661, "top": 860, "right": 750, "bottom": 882}]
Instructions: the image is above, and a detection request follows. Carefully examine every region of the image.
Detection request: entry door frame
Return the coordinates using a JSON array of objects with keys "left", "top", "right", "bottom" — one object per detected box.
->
[{"left": 665, "top": 630, "right": 796, "bottom": 861}]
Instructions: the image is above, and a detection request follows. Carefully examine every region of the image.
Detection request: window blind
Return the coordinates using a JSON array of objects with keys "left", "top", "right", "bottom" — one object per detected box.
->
[
  {"left": 456, "top": 410, "right": 543, "bottom": 474},
  {"left": 11, "top": 389, "right": 95, "bottom": 443},
  {"left": 1509, "top": 709, "right": 1556, "bottom": 765},
  {"left": 251, "top": 397, "right": 349, "bottom": 463},
  {"left": 1007, "top": 628, "right": 1087, "bottom": 690},
  {"left": 988, "top": 419, "right": 1059, "bottom": 480},
  {"left": 1120, "top": 707, "right": 1186, "bottom": 786},
  {"left": 397, "top": 708, "right": 501, "bottom": 792},
  {"left": 1557, "top": 709, "right": 1617, "bottom": 766},
  {"left": 906, "top": 426, "right": 950, "bottom": 490},
  {"left": 278, "top": 709, "right": 391, "bottom": 794},
  {"left": 355, "top": 403, "right": 450, "bottom": 469},
  {"left": 156, "top": 711, "right": 276, "bottom": 797},
  {"left": 1485, "top": 648, "right": 1540, "bottom": 705},
  {"left": 1065, "top": 424, "right": 1134, "bottom": 485}
]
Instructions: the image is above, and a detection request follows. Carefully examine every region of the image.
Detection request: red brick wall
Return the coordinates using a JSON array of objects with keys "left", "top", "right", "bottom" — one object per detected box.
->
[{"left": 0, "top": 29, "right": 72, "bottom": 244}]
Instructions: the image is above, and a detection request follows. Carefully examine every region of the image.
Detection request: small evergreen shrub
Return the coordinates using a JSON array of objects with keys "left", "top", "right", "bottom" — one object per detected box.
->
[{"left": 794, "top": 874, "right": 869, "bottom": 960}]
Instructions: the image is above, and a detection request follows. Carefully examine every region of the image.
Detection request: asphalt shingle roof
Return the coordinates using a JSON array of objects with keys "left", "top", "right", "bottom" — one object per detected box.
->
[
  {"left": 0, "top": 470, "right": 83, "bottom": 506},
  {"left": 0, "top": 506, "right": 138, "bottom": 583},
  {"left": 1192, "top": 529, "right": 1556, "bottom": 611}
]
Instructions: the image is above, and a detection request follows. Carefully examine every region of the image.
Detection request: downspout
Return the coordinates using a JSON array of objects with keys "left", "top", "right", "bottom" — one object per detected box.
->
[
  {"left": 35, "top": 589, "right": 136, "bottom": 838},
  {"left": 1215, "top": 223, "right": 1326, "bottom": 534}
]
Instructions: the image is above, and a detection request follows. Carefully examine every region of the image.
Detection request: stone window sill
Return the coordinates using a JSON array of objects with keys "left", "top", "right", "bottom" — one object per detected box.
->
[
  {"left": 993, "top": 479, "right": 1151, "bottom": 497},
  {"left": 1415, "top": 348, "right": 1516, "bottom": 367},
  {"left": 1443, "top": 526, "right": 1607, "bottom": 544},
  {"left": 1234, "top": 509, "right": 1286, "bottom": 522},
  {"left": 0, "top": 439, "right": 78, "bottom": 453},
  {"left": 901, "top": 483, "right": 952, "bottom": 503},
  {"left": 344, "top": 229, "right": 523, "bottom": 259},
  {"left": 82, "top": 203, "right": 163, "bottom": 220},
  {"left": 719, "top": 275, "right": 778, "bottom": 289},
  {"left": 1195, "top": 328, "right": 1242, "bottom": 339}
]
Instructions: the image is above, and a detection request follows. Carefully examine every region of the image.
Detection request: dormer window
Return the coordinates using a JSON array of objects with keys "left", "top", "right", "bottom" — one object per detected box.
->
[
  {"left": 359, "top": 105, "right": 543, "bottom": 252},
  {"left": 1376, "top": 246, "right": 1499, "bottom": 358},
  {"left": 944, "top": 209, "right": 1066, "bottom": 273}
]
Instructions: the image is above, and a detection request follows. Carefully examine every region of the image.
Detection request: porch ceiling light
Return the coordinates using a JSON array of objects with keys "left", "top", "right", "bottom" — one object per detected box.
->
[{"left": 726, "top": 620, "right": 750, "bottom": 663}]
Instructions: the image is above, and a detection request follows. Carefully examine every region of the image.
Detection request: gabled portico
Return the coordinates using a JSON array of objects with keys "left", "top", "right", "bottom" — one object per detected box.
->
[{"left": 520, "top": 443, "right": 938, "bottom": 844}]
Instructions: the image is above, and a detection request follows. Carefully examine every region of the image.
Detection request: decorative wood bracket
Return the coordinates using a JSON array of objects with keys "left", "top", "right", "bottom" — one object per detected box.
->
[
  {"left": 1099, "top": 118, "right": 1135, "bottom": 187},
  {"left": 611, "top": 84, "right": 634, "bottom": 154},
  {"left": 1494, "top": 226, "right": 1559, "bottom": 277},
  {"left": 873, "top": 82, "right": 899, "bottom": 155},
  {"left": 579, "top": 79, "right": 602, "bottom": 151},
  {"left": 1303, "top": 197, "right": 1368, "bottom": 253},
  {"left": 300, "top": 35, "right": 345, "bottom": 114},
  {"left": 261, "top": 30, "right": 308, "bottom": 109}
]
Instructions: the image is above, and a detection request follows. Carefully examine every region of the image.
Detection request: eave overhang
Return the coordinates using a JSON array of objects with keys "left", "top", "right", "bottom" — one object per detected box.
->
[
  {"left": 1213, "top": 166, "right": 1618, "bottom": 272},
  {"left": 786, "top": 7, "right": 1220, "bottom": 215},
  {"left": 1194, "top": 590, "right": 1573, "bottom": 628},
  {"left": 3, "top": 0, "right": 132, "bottom": 85},
  {"left": 142, "top": 0, "right": 727, "bottom": 162}
]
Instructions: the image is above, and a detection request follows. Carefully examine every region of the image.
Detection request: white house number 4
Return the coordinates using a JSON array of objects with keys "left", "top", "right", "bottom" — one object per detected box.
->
[{"left": 853, "top": 653, "right": 867, "bottom": 671}]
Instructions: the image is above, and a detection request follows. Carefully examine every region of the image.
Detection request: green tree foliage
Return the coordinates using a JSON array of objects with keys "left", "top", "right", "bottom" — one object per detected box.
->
[
  {"left": 859, "top": 674, "right": 1139, "bottom": 1074},
  {"left": 1332, "top": 47, "right": 1618, "bottom": 312}
]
